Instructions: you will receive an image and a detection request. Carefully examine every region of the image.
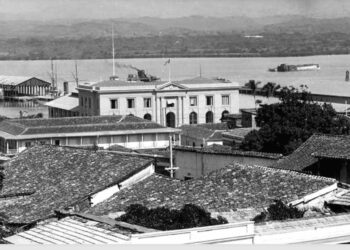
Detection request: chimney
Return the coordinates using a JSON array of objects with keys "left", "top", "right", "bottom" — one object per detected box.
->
[{"left": 63, "top": 81, "right": 69, "bottom": 95}]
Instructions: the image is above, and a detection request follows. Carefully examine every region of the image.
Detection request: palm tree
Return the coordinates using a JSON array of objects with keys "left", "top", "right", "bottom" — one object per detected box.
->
[
  {"left": 245, "top": 80, "right": 262, "bottom": 109},
  {"left": 261, "top": 82, "right": 280, "bottom": 104}
]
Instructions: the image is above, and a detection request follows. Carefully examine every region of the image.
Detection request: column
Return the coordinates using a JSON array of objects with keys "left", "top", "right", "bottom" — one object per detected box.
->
[
  {"left": 152, "top": 95, "right": 156, "bottom": 122},
  {"left": 176, "top": 96, "right": 180, "bottom": 127},
  {"left": 181, "top": 97, "right": 185, "bottom": 125},
  {"left": 179, "top": 96, "right": 183, "bottom": 127},
  {"left": 159, "top": 97, "right": 163, "bottom": 126}
]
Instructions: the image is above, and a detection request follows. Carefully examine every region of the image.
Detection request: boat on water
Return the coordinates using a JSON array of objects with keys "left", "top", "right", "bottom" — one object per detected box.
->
[{"left": 269, "top": 64, "right": 320, "bottom": 72}]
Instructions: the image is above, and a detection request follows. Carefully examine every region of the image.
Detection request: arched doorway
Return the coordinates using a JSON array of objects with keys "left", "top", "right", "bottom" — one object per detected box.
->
[
  {"left": 189, "top": 112, "right": 198, "bottom": 125},
  {"left": 144, "top": 113, "right": 152, "bottom": 121},
  {"left": 221, "top": 110, "right": 229, "bottom": 122},
  {"left": 166, "top": 112, "right": 176, "bottom": 128},
  {"left": 206, "top": 111, "right": 214, "bottom": 123}
]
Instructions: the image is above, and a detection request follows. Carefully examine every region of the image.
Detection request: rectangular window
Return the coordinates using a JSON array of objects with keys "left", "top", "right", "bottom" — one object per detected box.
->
[
  {"left": 88, "top": 98, "right": 91, "bottom": 108},
  {"left": 189, "top": 96, "right": 197, "bottom": 106},
  {"left": 206, "top": 96, "right": 213, "bottom": 106},
  {"left": 110, "top": 99, "right": 118, "bottom": 109},
  {"left": 222, "top": 95, "right": 230, "bottom": 105},
  {"left": 144, "top": 98, "right": 152, "bottom": 108},
  {"left": 80, "top": 97, "right": 83, "bottom": 106},
  {"left": 127, "top": 98, "right": 135, "bottom": 108},
  {"left": 84, "top": 97, "right": 87, "bottom": 108}
]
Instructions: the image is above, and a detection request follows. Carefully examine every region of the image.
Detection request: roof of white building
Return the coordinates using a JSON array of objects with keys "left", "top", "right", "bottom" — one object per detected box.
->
[
  {"left": 0, "top": 115, "right": 180, "bottom": 139},
  {"left": 78, "top": 77, "right": 240, "bottom": 91}
]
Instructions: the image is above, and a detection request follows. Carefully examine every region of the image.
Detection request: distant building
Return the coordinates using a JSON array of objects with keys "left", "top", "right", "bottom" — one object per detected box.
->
[
  {"left": 173, "top": 144, "right": 282, "bottom": 180},
  {"left": 222, "top": 127, "right": 258, "bottom": 148},
  {"left": 47, "top": 92, "right": 80, "bottom": 117},
  {"left": 241, "top": 108, "right": 257, "bottom": 128},
  {"left": 179, "top": 123, "right": 231, "bottom": 147},
  {"left": 47, "top": 76, "right": 240, "bottom": 127},
  {"left": 271, "top": 134, "right": 350, "bottom": 184},
  {"left": 0, "top": 75, "right": 51, "bottom": 97},
  {"left": 0, "top": 115, "right": 180, "bottom": 154}
]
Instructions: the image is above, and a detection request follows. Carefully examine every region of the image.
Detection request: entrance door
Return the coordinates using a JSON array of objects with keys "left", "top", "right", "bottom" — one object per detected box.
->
[{"left": 166, "top": 112, "right": 176, "bottom": 128}]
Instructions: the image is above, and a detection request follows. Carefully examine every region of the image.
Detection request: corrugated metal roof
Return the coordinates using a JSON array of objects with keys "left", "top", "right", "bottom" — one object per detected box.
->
[
  {"left": 5, "top": 218, "right": 128, "bottom": 244},
  {"left": 0, "top": 76, "right": 33, "bottom": 86}
]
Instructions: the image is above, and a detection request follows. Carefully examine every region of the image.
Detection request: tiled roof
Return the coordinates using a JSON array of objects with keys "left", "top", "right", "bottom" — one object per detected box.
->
[
  {"left": 174, "top": 144, "right": 283, "bottom": 159},
  {"left": 89, "top": 164, "right": 336, "bottom": 221},
  {"left": 179, "top": 123, "right": 229, "bottom": 142},
  {"left": 0, "top": 145, "right": 153, "bottom": 224},
  {"left": 222, "top": 127, "right": 258, "bottom": 139},
  {"left": 271, "top": 134, "right": 350, "bottom": 171},
  {"left": 0, "top": 115, "right": 167, "bottom": 136},
  {"left": 45, "top": 94, "right": 79, "bottom": 111},
  {"left": 327, "top": 189, "right": 350, "bottom": 207}
]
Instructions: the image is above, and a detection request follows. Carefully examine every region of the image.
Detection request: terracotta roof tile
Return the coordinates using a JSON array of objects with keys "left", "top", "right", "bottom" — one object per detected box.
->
[
  {"left": 174, "top": 144, "right": 283, "bottom": 159},
  {"left": 272, "top": 134, "right": 350, "bottom": 171},
  {"left": 0, "top": 115, "right": 165, "bottom": 136},
  {"left": 89, "top": 164, "right": 336, "bottom": 221},
  {"left": 0, "top": 145, "right": 153, "bottom": 224}
]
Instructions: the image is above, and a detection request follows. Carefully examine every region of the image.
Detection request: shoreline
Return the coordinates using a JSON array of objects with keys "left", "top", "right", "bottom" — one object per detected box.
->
[{"left": 0, "top": 53, "right": 349, "bottom": 61}]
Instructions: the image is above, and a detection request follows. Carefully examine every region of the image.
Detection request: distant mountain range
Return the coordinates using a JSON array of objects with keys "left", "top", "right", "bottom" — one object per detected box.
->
[{"left": 2, "top": 15, "right": 350, "bottom": 39}]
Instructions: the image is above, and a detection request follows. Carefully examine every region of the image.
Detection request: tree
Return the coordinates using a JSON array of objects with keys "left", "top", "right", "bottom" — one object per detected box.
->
[
  {"left": 261, "top": 82, "right": 280, "bottom": 104},
  {"left": 245, "top": 80, "right": 261, "bottom": 109},
  {"left": 253, "top": 199, "right": 305, "bottom": 223},
  {"left": 240, "top": 86, "right": 350, "bottom": 155},
  {"left": 117, "top": 204, "right": 228, "bottom": 231}
]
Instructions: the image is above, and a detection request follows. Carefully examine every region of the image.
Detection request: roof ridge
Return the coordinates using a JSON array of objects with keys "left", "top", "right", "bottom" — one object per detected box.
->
[{"left": 230, "top": 163, "right": 337, "bottom": 183}]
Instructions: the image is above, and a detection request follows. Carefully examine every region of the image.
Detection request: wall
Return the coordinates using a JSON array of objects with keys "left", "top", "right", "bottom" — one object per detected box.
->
[
  {"left": 130, "top": 221, "right": 254, "bottom": 244},
  {"left": 4, "top": 132, "right": 176, "bottom": 154},
  {"left": 174, "top": 150, "right": 278, "bottom": 180},
  {"left": 241, "top": 112, "right": 256, "bottom": 128},
  {"left": 79, "top": 87, "right": 239, "bottom": 126}
]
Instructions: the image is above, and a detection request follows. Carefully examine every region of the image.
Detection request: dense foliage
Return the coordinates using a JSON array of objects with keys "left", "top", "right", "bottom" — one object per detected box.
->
[
  {"left": 117, "top": 204, "right": 228, "bottom": 230},
  {"left": 253, "top": 200, "right": 305, "bottom": 223},
  {"left": 240, "top": 87, "right": 350, "bottom": 155}
]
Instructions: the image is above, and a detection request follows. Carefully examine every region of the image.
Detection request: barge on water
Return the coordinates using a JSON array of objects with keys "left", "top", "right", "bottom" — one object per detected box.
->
[{"left": 269, "top": 64, "right": 320, "bottom": 72}]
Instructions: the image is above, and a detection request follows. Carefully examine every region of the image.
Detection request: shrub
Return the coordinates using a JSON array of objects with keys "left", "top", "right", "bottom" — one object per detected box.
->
[
  {"left": 253, "top": 200, "right": 305, "bottom": 223},
  {"left": 117, "top": 204, "right": 228, "bottom": 230}
]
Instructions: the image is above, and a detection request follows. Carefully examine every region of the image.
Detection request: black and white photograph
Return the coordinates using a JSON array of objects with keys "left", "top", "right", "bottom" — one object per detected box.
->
[{"left": 0, "top": 0, "right": 350, "bottom": 245}]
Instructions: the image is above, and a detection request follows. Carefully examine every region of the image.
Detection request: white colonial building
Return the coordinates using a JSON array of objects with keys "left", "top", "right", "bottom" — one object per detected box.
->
[{"left": 47, "top": 77, "right": 240, "bottom": 127}]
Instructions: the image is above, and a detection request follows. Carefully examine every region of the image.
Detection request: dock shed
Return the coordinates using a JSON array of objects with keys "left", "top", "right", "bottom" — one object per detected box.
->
[{"left": 0, "top": 75, "right": 51, "bottom": 98}]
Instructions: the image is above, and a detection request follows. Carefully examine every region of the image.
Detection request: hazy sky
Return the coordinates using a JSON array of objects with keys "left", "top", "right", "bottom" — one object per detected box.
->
[{"left": 1, "top": 0, "right": 350, "bottom": 20}]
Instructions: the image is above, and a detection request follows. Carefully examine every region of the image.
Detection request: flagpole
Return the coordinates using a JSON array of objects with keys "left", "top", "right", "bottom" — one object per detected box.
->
[
  {"left": 168, "top": 58, "right": 171, "bottom": 82},
  {"left": 112, "top": 24, "right": 115, "bottom": 76}
]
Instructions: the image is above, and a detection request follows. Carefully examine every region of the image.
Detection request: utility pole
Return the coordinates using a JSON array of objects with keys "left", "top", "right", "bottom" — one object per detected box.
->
[{"left": 165, "top": 135, "right": 179, "bottom": 178}]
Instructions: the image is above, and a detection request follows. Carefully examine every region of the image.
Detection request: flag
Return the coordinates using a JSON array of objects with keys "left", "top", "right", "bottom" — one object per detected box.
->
[{"left": 164, "top": 58, "right": 170, "bottom": 66}]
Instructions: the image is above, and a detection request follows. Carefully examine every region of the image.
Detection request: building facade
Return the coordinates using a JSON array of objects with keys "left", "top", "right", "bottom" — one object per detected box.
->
[
  {"left": 0, "top": 115, "right": 180, "bottom": 154},
  {"left": 67, "top": 77, "right": 240, "bottom": 127},
  {"left": 0, "top": 76, "right": 51, "bottom": 97}
]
